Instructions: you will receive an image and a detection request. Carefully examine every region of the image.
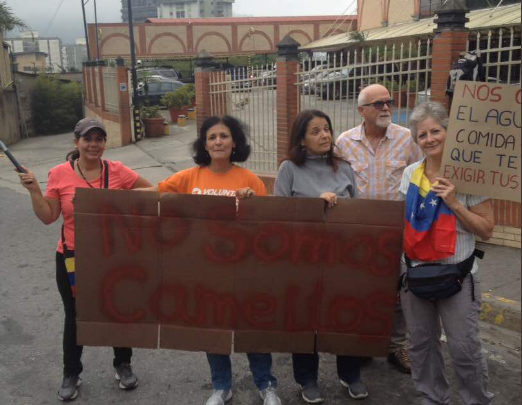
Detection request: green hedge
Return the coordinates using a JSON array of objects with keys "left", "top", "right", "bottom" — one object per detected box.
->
[{"left": 32, "top": 75, "right": 83, "bottom": 135}]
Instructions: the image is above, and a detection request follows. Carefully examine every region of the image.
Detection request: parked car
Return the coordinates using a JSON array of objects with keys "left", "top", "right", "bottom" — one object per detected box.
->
[
  {"left": 138, "top": 67, "right": 182, "bottom": 81},
  {"left": 137, "top": 80, "right": 185, "bottom": 106},
  {"left": 137, "top": 75, "right": 174, "bottom": 91},
  {"left": 302, "top": 70, "right": 329, "bottom": 95},
  {"left": 226, "top": 68, "right": 252, "bottom": 89},
  {"left": 314, "top": 68, "right": 359, "bottom": 99}
]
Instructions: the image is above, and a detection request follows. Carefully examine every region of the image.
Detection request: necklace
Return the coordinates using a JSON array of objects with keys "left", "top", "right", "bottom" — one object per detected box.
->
[{"left": 76, "top": 159, "right": 103, "bottom": 189}]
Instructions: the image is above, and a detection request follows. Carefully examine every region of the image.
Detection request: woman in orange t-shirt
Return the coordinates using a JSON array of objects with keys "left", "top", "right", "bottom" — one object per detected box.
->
[{"left": 142, "top": 115, "right": 281, "bottom": 405}]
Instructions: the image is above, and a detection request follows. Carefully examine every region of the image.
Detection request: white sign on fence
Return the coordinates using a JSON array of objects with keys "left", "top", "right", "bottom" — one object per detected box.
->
[{"left": 442, "top": 81, "right": 521, "bottom": 203}]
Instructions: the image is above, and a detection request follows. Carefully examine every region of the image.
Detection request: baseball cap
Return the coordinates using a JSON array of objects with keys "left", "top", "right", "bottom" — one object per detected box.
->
[{"left": 74, "top": 118, "right": 107, "bottom": 138}]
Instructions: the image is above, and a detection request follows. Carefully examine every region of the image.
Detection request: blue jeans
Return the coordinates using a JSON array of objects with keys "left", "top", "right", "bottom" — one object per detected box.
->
[{"left": 207, "top": 353, "right": 277, "bottom": 391}]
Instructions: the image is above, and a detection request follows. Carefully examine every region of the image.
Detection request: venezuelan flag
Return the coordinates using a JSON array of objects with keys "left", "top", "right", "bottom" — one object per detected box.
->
[{"left": 404, "top": 163, "right": 457, "bottom": 262}]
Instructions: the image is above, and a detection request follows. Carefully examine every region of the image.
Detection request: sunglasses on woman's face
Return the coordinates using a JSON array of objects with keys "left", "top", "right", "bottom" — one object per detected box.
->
[{"left": 361, "top": 99, "right": 395, "bottom": 110}]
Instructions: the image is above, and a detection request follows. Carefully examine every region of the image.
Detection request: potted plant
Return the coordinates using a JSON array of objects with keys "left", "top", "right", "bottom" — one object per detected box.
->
[
  {"left": 141, "top": 105, "right": 165, "bottom": 137},
  {"left": 161, "top": 87, "right": 191, "bottom": 123},
  {"left": 184, "top": 84, "right": 196, "bottom": 107},
  {"left": 182, "top": 84, "right": 197, "bottom": 119}
]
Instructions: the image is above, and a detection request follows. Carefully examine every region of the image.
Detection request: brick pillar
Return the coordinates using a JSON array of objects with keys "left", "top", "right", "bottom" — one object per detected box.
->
[
  {"left": 195, "top": 51, "right": 215, "bottom": 133},
  {"left": 117, "top": 65, "right": 132, "bottom": 146},
  {"left": 431, "top": 0, "right": 469, "bottom": 108},
  {"left": 276, "top": 36, "right": 301, "bottom": 165}
]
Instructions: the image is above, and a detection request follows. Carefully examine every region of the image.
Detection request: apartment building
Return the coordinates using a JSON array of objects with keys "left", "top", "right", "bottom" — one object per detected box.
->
[
  {"left": 4, "top": 31, "right": 63, "bottom": 72},
  {"left": 64, "top": 38, "right": 88, "bottom": 71},
  {"left": 157, "top": 0, "right": 234, "bottom": 19},
  {"left": 121, "top": 0, "right": 160, "bottom": 22}
]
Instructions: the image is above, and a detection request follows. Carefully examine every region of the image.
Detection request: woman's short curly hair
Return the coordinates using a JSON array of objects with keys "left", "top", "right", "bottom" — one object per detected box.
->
[
  {"left": 192, "top": 115, "right": 251, "bottom": 166},
  {"left": 409, "top": 102, "right": 449, "bottom": 143}
]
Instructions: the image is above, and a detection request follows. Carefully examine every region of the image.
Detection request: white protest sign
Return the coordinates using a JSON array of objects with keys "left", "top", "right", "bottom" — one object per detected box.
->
[{"left": 442, "top": 81, "right": 521, "bottom": 203}]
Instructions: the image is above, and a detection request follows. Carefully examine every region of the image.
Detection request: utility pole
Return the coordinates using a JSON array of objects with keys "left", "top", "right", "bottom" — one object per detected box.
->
[
  {"left": 127, "top": 0, "right": 142, "bottom": 141},
  {"left": 93, "top": 0, "right": 100, "bottom": 60},
  {"left": 80, "top": 0, "right": 91, "bottom": 60}
]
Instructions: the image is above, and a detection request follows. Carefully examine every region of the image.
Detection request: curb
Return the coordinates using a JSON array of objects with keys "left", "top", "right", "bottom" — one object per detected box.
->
[{"left": 480, "top": 293, "right": 521, "bottom": 333}]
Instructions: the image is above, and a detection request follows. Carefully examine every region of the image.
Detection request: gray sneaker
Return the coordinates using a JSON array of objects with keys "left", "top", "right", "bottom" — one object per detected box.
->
[
  {"left": 206, "top": 389, "right": 233, "bottom": 405},
  {"left": 114, "top": 363, "right": 139, "bottom": 390},
  {"left": 259, "top": 385, "right": 282, "bottom": 405},
  {"left": 300, "top": 383, "right": 325, "bottom": 403},
  {"left": 58, "top": 375, "right": 81, "bottom": 402},
  {"left": 340, "top": 379, "right": 368, "bottom": 399}
]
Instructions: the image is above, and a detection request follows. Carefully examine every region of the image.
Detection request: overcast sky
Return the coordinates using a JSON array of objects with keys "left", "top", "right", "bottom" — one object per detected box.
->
[{"left": 4, "top": 0, "right": 356, "bottom": 44}]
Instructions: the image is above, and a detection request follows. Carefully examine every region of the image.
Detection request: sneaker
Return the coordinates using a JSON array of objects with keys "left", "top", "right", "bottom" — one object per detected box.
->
[
  {"left": 300, "top": 383, "right": 325, "bottom": 404},
  {"left": 58, "top": 375, "right": 81, "bottom": 402},
  {"left": 114, "top": 363, "right": 139, "bottom": 390},
  {"left": 387, "top": 348, "right": 412, "bottom": 374},
  {"left": 259, "top": 385, "right": 282, "bottom": 405},
  {"left": 205, "top": 390, "right": 233, "bottom": 405},
  {"left": 340, "top": 380, "right": 368, "bottom": 400}
]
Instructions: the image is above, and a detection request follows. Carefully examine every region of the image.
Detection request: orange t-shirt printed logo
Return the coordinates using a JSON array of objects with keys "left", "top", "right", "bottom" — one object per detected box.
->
[{"left": 192, "top": 188, "right": 236, "bottom": 197}]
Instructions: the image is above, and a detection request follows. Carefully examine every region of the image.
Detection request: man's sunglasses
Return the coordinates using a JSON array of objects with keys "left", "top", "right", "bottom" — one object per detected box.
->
[{"left": 361, "top": 99, "right": 395, "bottom": 110}]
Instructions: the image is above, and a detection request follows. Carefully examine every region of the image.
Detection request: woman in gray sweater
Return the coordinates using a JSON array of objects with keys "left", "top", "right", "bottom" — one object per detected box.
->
[{"left": 275, "top": 110, "right": 366, "bottom": 404}]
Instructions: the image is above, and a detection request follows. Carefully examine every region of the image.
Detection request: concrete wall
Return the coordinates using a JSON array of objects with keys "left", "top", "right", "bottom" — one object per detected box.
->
[
  {"left": 88, "top": 16, "right": 356, "bottom": 59},
  {"left": 14, "top": 72, "right": 38, "bottom": 138},
  {"left": 358, "top": 0, "right": 418, "bottom": 31},
  {"left": 0, "top": 37, "right": 13, "bottom": 88},
  {"left": 0, "top": 89, "right": 21, "bottom": 145}
]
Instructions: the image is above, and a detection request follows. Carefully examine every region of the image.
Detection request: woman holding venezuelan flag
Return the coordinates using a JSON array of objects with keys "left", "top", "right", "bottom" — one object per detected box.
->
[{"left": 399, "top": 102, "right": 495, "bottom": 405}]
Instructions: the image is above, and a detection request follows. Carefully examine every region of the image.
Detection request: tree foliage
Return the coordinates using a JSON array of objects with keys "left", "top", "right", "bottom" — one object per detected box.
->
[
  {"left": 0, "top": 1, "right": 28, "bottom": 33},
  {"left": 32, "top": 75, "right": 83, "bottom": 135}
]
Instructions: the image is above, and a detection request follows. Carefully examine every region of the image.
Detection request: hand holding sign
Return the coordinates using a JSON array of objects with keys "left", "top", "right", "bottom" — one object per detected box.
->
[{"left": 442, "top": 82, "right": 521, "bottom": 202}]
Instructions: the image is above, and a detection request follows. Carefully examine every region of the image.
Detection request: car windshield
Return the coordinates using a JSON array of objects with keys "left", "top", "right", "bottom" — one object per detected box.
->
[{"left": 159, "top": 70, "right": 177, "bottom": 78}]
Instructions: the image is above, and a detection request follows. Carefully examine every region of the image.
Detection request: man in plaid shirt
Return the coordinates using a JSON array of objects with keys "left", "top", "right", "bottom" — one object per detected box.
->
[{"left": 336, "top": 84, "right": 423, "bottom": 374}]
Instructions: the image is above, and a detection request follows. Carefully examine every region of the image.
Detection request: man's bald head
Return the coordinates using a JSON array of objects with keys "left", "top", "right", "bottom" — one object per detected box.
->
[
  {"left": 358, "top": 84, "right": 391, "bottom": 106},
  {"left": 357, "top": 84, "right": 393, "bottom": 129}
]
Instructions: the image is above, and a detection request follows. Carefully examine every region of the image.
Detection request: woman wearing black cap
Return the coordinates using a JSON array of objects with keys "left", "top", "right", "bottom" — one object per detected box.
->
[{"left": 18, "top": 118, "right": 152, "bottom": 402}]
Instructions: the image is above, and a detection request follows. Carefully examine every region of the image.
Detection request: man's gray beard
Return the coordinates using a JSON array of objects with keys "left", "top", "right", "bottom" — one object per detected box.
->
[{"left": 376, "top": 117, "right": 392, "bottom": 128}]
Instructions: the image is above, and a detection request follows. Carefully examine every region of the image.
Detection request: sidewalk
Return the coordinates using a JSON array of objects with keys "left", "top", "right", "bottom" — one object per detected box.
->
[{"left": 0, "top": 120, "right": 520, "bottom": 334}]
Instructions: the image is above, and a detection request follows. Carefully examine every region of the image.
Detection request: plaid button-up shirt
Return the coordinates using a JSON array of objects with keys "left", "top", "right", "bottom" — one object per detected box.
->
[{"left": 336, "top": 123, "right": 423, "bottom": 201}]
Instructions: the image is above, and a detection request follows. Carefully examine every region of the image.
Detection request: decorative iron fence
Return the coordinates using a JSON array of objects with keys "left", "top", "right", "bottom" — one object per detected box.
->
[
  {"left": 467, "top": 27, "right": 521, "bottom": 85},
  {"left": 209, "top": 64, "right": 278, "bottom": 174},
  {"left": 297, "top": 39, "right": 433, "bottom": 136},
  {"left": 103, "top": 66, "right": 120, "bottom": 114}
]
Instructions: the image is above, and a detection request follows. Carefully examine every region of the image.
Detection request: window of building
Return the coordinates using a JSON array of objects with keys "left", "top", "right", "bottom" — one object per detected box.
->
[{"left": 22, "top": 40, "right": 38, "bottom": 53}]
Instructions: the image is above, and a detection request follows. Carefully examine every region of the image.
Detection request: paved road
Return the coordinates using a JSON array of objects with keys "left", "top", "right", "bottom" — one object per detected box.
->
[{"left": 0, "top": 184, "right": 520, "bottom": 404}]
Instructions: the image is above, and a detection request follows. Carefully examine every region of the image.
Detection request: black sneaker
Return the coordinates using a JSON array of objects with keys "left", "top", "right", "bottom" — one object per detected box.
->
[
  {"left": 58, "top": 375, "right": 81, "bottom": 402},
  {"left": 300, "top": 382, "right": 325, "bottom": 403},
  {"left": 340, "top": 379, "right": 368, "bottom": 400},
  {"left": 114, "top": 363, "right": 139, "bottom": 390}
]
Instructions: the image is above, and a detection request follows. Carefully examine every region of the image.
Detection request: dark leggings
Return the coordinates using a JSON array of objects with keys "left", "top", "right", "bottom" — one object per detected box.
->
[
  {"left": 56, "top": 252, "right": 132, "bottom": 377},
  {"left": 293, "top": 352, "right": 361, "bottom": 386}
]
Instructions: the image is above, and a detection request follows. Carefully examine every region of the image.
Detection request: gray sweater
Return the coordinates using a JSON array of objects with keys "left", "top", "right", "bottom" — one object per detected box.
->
[{"left": 275, "top": 155, "right": 358, "bottom": 199}]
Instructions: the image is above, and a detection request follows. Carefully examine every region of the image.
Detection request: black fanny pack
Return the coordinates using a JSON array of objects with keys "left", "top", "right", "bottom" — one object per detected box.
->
[{"left": 402, "top": 249, "right": 484, "bottom": 301}]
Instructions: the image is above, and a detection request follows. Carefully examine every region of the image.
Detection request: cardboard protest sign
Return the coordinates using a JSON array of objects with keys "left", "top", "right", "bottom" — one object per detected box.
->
[
  {"left": 159, "top": 194, "right": 237, "bottom": 354},
  {"left": 233, "top": 197, "right": 325, "bottom": 354},
  {"left": 317, "top": 200, "right": 404, "bottom": 356},
  {"left": 75, "top": 189, "right": 404, "bottom": 356},
  {"left": 442, "top": 81, "right": 521, "bottom": 202},
  {"left": 75, "top": 189, "right": 161, "bottom": 348}
]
